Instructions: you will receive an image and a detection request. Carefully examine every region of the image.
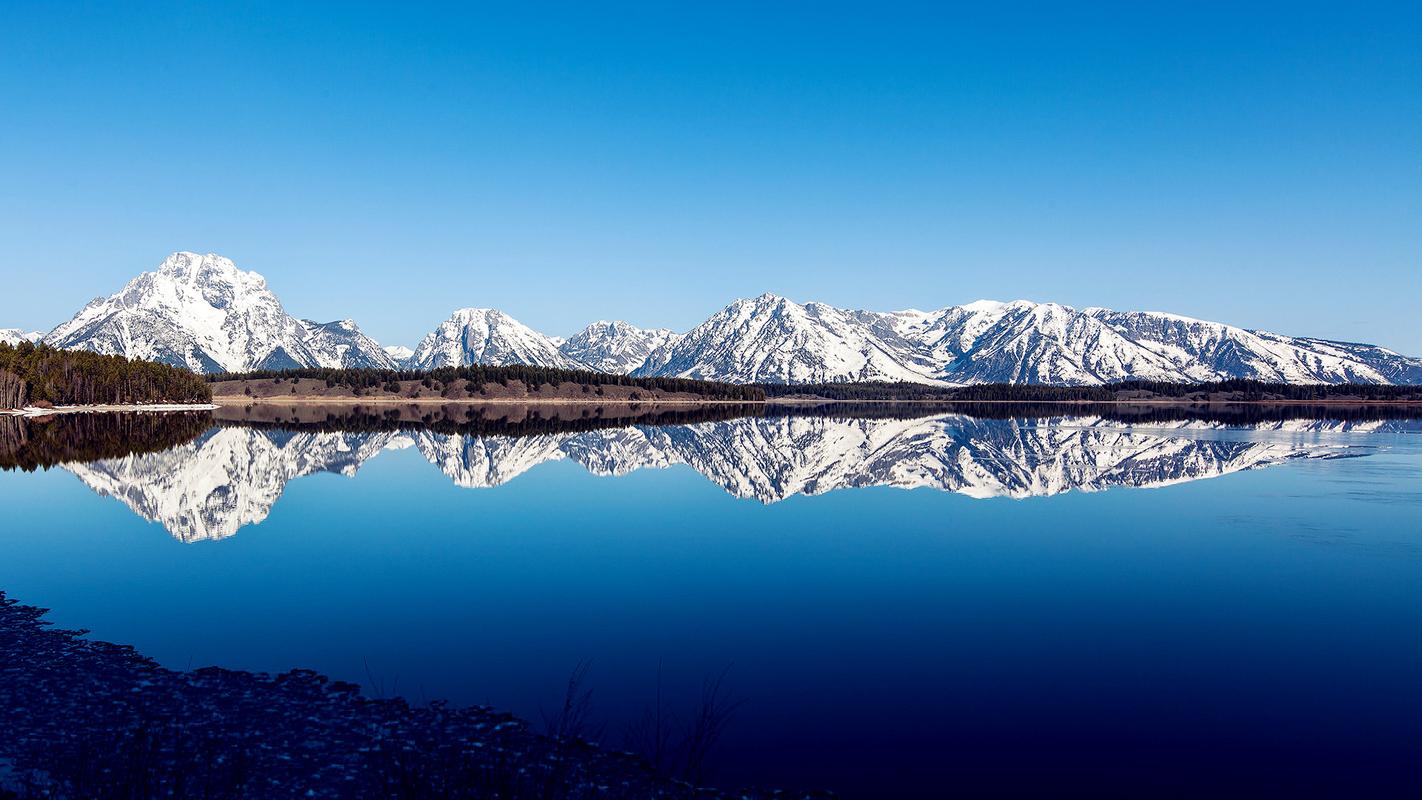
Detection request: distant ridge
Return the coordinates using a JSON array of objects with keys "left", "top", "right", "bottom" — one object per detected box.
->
[
  {"left": 31, "top": 252, "right": 1422, "bottom": 386},
  {"left": 0, "top": 329, "right": 43, "bottom": 347}
]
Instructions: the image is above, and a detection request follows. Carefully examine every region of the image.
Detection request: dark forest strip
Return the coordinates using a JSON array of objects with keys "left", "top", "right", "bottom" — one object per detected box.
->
[{"left": 0, "top": 343, "right": 212, "bottom": 408}]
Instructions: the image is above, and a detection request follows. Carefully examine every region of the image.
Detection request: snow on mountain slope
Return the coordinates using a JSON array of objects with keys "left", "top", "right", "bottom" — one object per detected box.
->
[
  {"left": 632, "top": 293, "right": 944, "bottom": 384},
  {"left": 299, "top": 319, "right": 400, "bottom": 370},
  {"left": 42, "top": 252, "right": 395, "bottom": 373},
  {"left": 558, "top": 320, "right": 681, "bottom": 374},
  {"left": 633, "top": 294, "right": 1422, "bottom": 385},
  {"left": 0, "top": 329, "right": 44, "bottom": 346},
  {"left": 1083, "top": 308, "right": 1422, "bottom": 385},
  {"left": 407, "top": 308, "right": 579, "bottom": 370},
  {"left": 383, "top": 345, "right": 415, "bottom": 367},
  {"left": 899, "top": 300, "right": 1191, "bottom": 384}
]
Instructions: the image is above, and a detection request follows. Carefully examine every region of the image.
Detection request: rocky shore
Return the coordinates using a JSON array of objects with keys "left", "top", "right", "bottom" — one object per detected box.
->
[{"left": 0, "top": 592, "right": 820, "bottom": 799}]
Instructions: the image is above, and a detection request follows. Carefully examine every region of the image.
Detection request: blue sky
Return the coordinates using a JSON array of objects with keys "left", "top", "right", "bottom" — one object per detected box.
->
[{"left": 2, "top": 2, "right": 1419, "bottom": 352}]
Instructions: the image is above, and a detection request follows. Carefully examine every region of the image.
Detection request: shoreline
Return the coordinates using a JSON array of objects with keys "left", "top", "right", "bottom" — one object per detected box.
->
[
  {"left": 212, "top": 395, "right": 761, "bottom": 406},
  {"left": 0, "top": 590, "right": 794, "bottom": 799},
  {"left": 2, "top": 403, "right": 219, "bottom": 417},
  {"left": 3, "top": 397, "right": 1419, "bottom": 415},
  {"left": 216, "top": 395, "right": 1422, "bottom": 407},
  {"left": 1, "top": 403, "right": 219, "bottom": 417}
]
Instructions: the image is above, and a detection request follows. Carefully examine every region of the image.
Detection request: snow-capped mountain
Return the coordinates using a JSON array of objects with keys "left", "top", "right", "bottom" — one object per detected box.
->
[
  {"left": 42, "top": 252, "right": 396, "bottom": 373},
  {"left": 893, "top": 300, "right": 1190, "bottom": 384},
  {"left": 633, "top": 293, "right": 937, "bottom": 384},
  {"left": 406, "top": 308, "right": 579, "bottom": 370},
  {"left": 55, "top": 413, "right": 1384, "bottom": 542},
  {"left": 383, "top": 345, "right": 415, "bottom": 367},
  {"left": 298, "top": 319, "right": 399, "bottom": 370},
  {"left": 558, "top": 320, "right": 681, "bottom": 374},
  {"left": 1082, "top": 308, "right": 1422, "bottom": 385},
  {"left": 0, "top": 329, "right": 43, "bottom": 346},
  {"left": 634, "top": 295, "right": 1422, "bottom": 385}
]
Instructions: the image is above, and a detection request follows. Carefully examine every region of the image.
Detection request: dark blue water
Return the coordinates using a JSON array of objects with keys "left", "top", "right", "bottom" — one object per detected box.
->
[{"left": 3, "top": 411, "right": 1420, "bottom": 796}]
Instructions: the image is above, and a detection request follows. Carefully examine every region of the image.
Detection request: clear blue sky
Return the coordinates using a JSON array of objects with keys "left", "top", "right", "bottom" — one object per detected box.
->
[{"left": 2, "top": 2, "right": 1419, "bottom": 352}]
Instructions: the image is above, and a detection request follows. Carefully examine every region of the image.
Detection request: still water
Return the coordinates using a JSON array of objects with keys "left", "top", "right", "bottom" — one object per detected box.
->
[{"left": 2, "top": 404, "right": 1420, "bottom": 796}]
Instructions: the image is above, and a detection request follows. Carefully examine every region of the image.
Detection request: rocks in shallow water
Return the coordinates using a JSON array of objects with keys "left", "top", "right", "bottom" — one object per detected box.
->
[{"left": 0, "top": 592, "right": 822, "bottom": 799}]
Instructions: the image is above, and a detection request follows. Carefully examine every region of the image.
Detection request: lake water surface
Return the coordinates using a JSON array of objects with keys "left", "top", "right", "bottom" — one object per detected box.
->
[{"left": 3, "top": 404, "right": 1420, "bottom": 796}]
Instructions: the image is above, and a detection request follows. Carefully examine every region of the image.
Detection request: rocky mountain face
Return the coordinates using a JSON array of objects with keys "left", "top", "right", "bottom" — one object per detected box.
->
[
  {"left": 557, "top": 320, "right": 680, "bottom": 374},
  {"left": 59, "top": 414, "right": 1391, "bottom": 542},
  {"left": 406, "top": 308, "right": 578, "bottom": 370},
  {"left": 0, "top": 329, "right": 44, "bottom": 347},
  {"left": 42, "top": 252, "right": 396, "bottom": 373}
]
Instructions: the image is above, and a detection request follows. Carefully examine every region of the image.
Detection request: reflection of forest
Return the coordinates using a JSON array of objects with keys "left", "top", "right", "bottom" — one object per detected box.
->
[
  {"left": 0, "top": 412, "right": 213, "bottom": 472},
  {"left": 214, "top": 399, "right": 1422, "bottom": 433},
  {"left": 213, "top": 401, "right": 769, "bottom": 435}
]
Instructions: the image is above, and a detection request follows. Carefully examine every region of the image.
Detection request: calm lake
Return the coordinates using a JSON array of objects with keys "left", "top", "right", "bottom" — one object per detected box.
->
[{"left": 3, "top": 403, "right": 1421, "bottom": 797}]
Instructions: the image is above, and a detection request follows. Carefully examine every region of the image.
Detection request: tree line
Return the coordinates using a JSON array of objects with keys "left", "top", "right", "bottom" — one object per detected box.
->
[
  {"left": 221, "top": 402, "right": 770, "bottom": 438},
  {"left": 206, "top": 365, "right": 767, "bottom": 401},
  {"left": 0, "top": 342, "right": 213, "bottom": 408},
  {"left": 757, "top": 378, "right": 1422, "bottom": 402}
]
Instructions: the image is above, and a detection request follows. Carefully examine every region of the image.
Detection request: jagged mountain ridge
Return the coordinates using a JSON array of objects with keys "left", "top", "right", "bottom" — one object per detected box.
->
[
  {"left": 28, "top": 252, "right": 1422, "bottom": 384},
  {"left": 634, "top": 295, "right": 1422, "bottom": 385},
  {"left": 60, "top": 415, "right": 1391, "bottom": 542},
  {"left": 42, "top": 252, "right": 397, "bottom": 373}
]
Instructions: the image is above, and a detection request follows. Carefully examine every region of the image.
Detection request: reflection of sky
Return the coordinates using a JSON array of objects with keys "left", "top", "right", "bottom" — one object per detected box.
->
[{"left": 2, "top": 433, "right": 1421, "bottom": 797}]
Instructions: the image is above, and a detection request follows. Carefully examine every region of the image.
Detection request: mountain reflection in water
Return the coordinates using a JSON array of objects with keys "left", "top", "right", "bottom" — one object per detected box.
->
[{"left": 5, "top": 403, "right": 1414, "bottom": 543}]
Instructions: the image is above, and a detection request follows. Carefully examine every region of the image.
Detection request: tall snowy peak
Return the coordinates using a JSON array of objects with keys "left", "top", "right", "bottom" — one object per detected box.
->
[
  {"left": 407, "top": 308, "right": 579, "bottom": 370},
  {"left": 558, "top": 320, "right": 681, "bottom": 374},
  {"left": 42, "top": 252, "right": 394, "bottom": 373}
]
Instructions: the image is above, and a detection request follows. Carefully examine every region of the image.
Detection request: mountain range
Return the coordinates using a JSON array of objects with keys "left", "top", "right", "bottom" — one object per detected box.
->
[{"left": 12, "top": 251, "right": 1422, "bottom": 385}]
